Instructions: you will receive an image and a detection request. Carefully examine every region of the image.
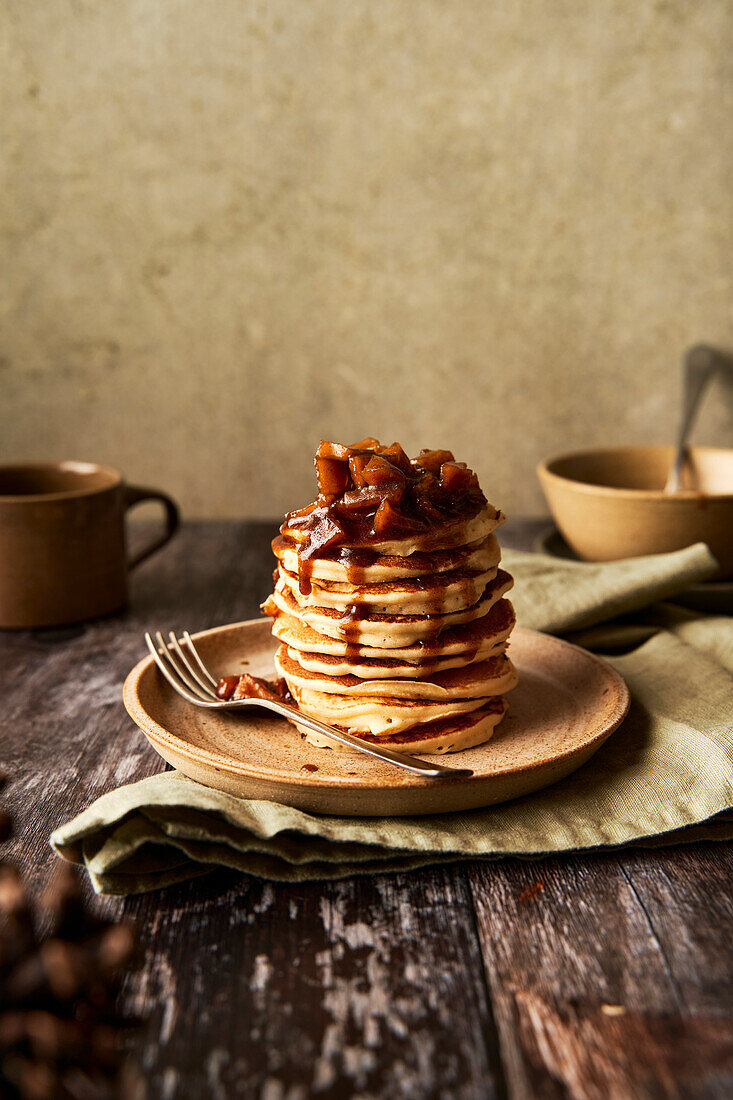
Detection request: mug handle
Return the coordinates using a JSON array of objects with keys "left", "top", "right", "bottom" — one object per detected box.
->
[{"left": 123, "top": 485, "right": 180, "bottom": 570}]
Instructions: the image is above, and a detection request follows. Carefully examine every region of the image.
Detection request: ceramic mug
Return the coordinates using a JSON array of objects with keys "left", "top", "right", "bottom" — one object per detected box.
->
[{"left": 0, "top": 461, "right": 180, "bottom": 628}]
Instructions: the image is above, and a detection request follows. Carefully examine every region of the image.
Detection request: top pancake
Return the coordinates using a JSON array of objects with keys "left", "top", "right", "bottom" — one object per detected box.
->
[{"left": 282, "top": 503, "right": 504, "bottom": 557}]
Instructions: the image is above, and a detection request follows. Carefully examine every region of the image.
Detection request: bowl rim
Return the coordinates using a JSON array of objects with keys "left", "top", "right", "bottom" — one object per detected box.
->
[{"left": 537, "top": 444, "right": 733, "bottom": 502}]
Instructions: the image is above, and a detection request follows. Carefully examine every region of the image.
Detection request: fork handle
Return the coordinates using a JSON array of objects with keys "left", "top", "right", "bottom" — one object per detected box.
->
[{"left": 233, "top": 698, "right": 474, "bottom": 779}]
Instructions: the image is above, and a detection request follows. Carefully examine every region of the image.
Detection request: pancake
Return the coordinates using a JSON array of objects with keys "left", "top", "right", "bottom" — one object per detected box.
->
[
  {"left": 283, "top": 503, "right": 504, "bottom": 558},
  {"left": 272, "top": 532, "right": 502, "bottom": 585},
  {"left": 267, "top": 596, "right": 516, "bottom": 665},
  {"left": 275, "top": 646, "right": 518, "bottom": 700},
  {"left": 270, "top": 570, "right": 513, "bottom": 647},
  {"left": 276, "top": 561, "right": 500, "bottom": 614},
  {"left": 294, "top": 698, "right": 508, "bottom": 754},
  {"left": 288, "top": 683, "right": 489, "bottom": 736},
  {"left": 284, "top": 637, "right": 508, "bottom": 678}
]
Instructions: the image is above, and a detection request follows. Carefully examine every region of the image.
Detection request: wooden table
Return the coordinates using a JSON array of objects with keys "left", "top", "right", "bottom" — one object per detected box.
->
[{"left": 3, "top": 519, "right": 731, "bottom": 1099}]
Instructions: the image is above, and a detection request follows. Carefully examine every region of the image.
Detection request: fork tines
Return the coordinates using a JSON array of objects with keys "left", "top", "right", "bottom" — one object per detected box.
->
[{"left": 144, "top": 630, "right": 221, "bottom": 706}]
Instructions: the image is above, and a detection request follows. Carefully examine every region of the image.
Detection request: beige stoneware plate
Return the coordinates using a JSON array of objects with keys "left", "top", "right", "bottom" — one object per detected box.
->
[{"left": 123, "top": 619, "right": 630, "bottom": 817}]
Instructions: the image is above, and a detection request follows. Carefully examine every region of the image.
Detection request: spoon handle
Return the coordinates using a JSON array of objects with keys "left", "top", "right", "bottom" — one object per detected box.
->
[{"left": 665, "top": 345, "right": 733, "bottom": 493}]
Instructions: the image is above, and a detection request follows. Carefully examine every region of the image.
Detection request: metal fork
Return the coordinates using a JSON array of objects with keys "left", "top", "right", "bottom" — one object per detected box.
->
[{"left": 144, "top": 630, "right": 474, "bottom": 779}]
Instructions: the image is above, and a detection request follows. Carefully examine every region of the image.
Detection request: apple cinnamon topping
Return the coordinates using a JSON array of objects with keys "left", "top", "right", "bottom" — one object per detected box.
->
[
  {"left": 216, "top": 673, "right": 293, "bottom": 705},
  {"left": 284, "top": 439, "right": 487, "bottom": 560}
]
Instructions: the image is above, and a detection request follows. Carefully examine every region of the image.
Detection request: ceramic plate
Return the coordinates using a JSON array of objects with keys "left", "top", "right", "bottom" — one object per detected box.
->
[
  {"left": 123, "top": 619, "right": 630, "bottom": 817},
  {"left": 534, "top": 526, "right": 733, "bottom": 615}
]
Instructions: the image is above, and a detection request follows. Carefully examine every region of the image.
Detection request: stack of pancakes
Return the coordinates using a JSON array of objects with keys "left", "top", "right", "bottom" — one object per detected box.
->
[{"left": 262, "top": 442, "right": 518, "bottom": 754}]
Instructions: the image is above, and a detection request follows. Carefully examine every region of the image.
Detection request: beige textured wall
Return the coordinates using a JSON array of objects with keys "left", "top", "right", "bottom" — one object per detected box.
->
[{"left": 2, "top": 0, "right": 732, "bottom": 519}]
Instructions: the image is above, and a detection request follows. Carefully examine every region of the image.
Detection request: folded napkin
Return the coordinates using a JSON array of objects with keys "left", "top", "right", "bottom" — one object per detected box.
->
[{"left": 52, "top": 542, "right": 733, "bottom": 895}]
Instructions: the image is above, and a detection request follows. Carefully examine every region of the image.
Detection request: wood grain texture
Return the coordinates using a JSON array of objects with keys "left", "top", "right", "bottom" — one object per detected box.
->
[
  {"left": 1, "top": 517, "right": 731, "bottom": 1099},
  {"left": 469, "top": 850, "right": 733, "bottom": 1099},
  {"left": 120, "top": 867, "right": 504, "bottom": 1098}
]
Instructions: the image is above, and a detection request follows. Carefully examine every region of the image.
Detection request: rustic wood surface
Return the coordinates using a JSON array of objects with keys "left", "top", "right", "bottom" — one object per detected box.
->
[{"left": 1, "top": 518, "right": 731, "bottom": 1099}]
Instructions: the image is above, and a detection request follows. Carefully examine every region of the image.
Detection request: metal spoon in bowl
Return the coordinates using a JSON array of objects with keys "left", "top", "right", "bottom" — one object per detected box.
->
[{"left": 665, "top": 344, "right": 733, "bottom": 494}]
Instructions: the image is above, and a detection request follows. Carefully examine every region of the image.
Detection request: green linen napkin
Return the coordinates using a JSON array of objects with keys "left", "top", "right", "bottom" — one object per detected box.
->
[{"left": 51, "top": 542, "right": 733, "bottom": 895}]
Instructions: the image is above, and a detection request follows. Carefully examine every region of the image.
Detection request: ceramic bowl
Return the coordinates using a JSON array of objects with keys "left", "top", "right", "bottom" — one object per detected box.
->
[{"left": 537, "top": 445, "right": 733, "bottom": 578}]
